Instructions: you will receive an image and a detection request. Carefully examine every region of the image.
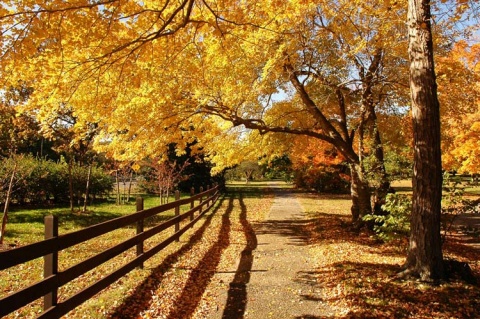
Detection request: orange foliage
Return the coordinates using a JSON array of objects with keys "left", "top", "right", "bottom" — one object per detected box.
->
[
  {"left": 289, "top": 135, "right": 345, "bottom": 170},
  {"left": 437, "top": 41, "right": 480, "bottom": 173}
]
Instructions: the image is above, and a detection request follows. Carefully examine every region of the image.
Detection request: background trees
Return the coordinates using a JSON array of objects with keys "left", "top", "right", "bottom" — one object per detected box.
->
[{"left": 439, "top": 41, "right": 480, "bottom": 174}]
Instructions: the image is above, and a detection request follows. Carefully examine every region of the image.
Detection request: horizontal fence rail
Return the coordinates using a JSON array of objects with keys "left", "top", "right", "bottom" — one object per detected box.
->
[{"left": 0, "top": 185, "right": 220, "bottom": 318}]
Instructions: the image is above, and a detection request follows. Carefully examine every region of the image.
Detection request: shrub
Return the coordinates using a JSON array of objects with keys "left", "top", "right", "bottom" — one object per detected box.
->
[
  {"left": 363, "top": 193, "right": 411, "bottom": 242},
  {"left": 294, "top": 166, "right": 350, "bottom": 193},
  {"left": 0, "top": 156, "right": 113, "bottom": 205}
]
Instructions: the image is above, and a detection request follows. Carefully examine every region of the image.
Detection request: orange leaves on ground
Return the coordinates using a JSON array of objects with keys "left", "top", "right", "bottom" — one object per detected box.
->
[
  {"left": 298, "top": 193, "right": 480, "bottom": 319},
  {"left": 107, "top": 192, "right": 273, "bottom": 319}
]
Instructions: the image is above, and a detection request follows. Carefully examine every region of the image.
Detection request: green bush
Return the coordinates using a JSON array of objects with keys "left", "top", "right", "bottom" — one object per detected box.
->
[
  {"left": 0, "top": 156, "right": 113, "bottom": 204},
  {"left": 363, "top": 193, "right": 411, "bottom": 241}
]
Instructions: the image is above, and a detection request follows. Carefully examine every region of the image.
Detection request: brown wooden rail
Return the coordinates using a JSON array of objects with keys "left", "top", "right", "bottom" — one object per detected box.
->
[{"left": 0, "top": 185, "right": 220, "bottom": 318}]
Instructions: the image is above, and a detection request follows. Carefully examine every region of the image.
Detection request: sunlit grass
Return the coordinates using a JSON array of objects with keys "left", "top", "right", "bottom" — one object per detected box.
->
[
  {"left": 297, "top": 193, "right": 352, "bottom": 218},
  {"left": 226, "top": 179, "right": 295, "bottom": 188},
  {"left": 0, "top": 191, "right": 210, "bottom": 318},
  {"left": 4, "top": 194, "right": 190, "bottom": 247}
]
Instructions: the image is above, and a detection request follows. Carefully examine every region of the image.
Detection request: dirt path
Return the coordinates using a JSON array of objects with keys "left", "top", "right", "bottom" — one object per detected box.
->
[{"left": 210, "top": 189, "right": 332, "bottom": 318}]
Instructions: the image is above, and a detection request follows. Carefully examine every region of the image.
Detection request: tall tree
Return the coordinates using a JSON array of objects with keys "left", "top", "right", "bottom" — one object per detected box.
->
[
  {"left": 0, "top": 0, "right": 476, "bottom": 225},
  {"left": 404, "top": 0, "right": 444, "bottom": 281}
]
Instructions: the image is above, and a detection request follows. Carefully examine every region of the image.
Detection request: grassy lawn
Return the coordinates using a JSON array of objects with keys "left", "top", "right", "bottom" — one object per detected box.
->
[
  {"left": 0, "top": 192, "right": 211, "bottom": 318},
  {"left": 3, "top": 194, "right": 174, "bottom": 247},
  {"left": 392, "top": 178, "right": 480, "bottom": 197}
]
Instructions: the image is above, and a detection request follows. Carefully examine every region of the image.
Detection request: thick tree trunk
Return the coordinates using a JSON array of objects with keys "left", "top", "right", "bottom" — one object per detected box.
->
[
  {"left": 404, "top": 0, "right": 444, "bottom": 281},
  {"left": 357, "top": 50, "right": 390, "bottom": 216},
  {"left": 372, "top": 129, "right": 391, "bottom": 215},
  {"left": 349, "top": 163, "right": 372, "bottom": 224}
]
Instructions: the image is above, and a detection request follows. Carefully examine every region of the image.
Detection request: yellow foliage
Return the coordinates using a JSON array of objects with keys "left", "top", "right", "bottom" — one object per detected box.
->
[{"left": 0, "top": 0, "right": 475, "bottom": 174}]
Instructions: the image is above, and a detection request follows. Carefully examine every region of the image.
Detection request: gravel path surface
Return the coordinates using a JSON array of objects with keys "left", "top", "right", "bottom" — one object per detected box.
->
[{"left": 211, "top": 189, "right": 332, "bottom": 318}]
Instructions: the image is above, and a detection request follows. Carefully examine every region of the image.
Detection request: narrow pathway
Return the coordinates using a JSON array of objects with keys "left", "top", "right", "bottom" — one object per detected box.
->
[{"left": 213, "top": 191, "right": 331, "bottom": 319}]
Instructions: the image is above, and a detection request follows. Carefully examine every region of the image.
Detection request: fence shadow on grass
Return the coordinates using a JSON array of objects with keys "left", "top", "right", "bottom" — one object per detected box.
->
[
  {"left": 165, "top": 195, "right": 234, "bottom": 319},
  {"left": 108, "top": 195, "right": 232, "bottom": 319}
]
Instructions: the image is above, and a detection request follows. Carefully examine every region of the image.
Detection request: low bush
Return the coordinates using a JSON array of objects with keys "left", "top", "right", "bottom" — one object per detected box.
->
[
  {"left": 363, "top": 193, "right": 411, "bottom": 242},
  {"left": 0, "top": 156, "right": 113, "bottom": 205},
  {"left": 294, "top": 166, "right": 350, "bottom": 193}
]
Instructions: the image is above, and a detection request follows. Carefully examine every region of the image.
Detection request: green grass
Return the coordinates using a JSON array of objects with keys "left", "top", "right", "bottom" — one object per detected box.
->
[
  {"left": 0, "top": 192, "right": 207, "bottom": 318},
  {"left": 390, "top": 180, "right": 413, "bottom": 194},
  {"left": 226, "top": 180, "right": 295, "bottom": 194},
  {"left": 4, "top": 193, "right": 193, "bottom": 247},
  {"left": 390, "top": 179, "right": 480, "bottom": 197}
]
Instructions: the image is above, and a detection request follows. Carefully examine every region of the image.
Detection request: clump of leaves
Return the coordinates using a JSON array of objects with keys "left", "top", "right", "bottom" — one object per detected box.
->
[{"left": 363, "top": 194, "right": 411, "bottom": 242}]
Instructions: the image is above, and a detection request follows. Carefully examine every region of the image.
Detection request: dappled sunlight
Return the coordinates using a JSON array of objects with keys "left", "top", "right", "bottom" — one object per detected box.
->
[{"left": 301, "top": 194, "right": 480, "bottom": 318}]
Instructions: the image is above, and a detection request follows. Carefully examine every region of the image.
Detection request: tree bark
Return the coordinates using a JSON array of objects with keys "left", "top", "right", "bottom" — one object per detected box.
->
[
  {"left": 127, "top": 171, "right": 133, "bottom": 202},
  {"left": 357, "top": 49, "right": 390, "bottom": 215},
  {"left": 115, "top": 170, "right": 121, "bottom": 205},
  {"left": 349, "top": 163, "right": 372, "bottom": 224},
  {"left": 404, "top": 0, "right": 444, "bottom": 281}
]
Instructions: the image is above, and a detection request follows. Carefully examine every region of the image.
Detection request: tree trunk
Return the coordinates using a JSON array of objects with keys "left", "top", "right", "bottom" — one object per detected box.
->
[
  {"left": 357, "top": 50, "right": 390, "bottom": 216},
  {"left": 0, "top": 163, "right": 17, "bottom": 245},
  {"left": 127, "top": 171, "right": 133, "bottom": 202},
  {"left": 82, "top": 164, "right": 92, "bottom": 213},
  {"left": 115, "top": 170, "right": 121, "bottom": 205},
  {"left": 349, "top": 163, "right": 372, "bottom": 224},
  {"left": 68, "top": 160, "right": 74, "bottom": 212},
  {"left": 404, "top": 0, "right": 444, "bottom": 281},
  {"left": 372, "top": 129, "right": 391, "bottom": 215}
]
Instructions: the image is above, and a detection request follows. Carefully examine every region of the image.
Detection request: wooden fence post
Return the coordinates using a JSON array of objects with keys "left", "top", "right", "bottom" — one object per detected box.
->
[
  {"left": 44, "top": 215, "right": 58, "bottom": 311},
  {"left": 190, "top": 187, "right": 195, "bottom": 221},
  {"left": 175, "top": 190, "right": 180, "bottom": 242},
  {"left": 136, "top": 197, "right": 144, "bottom": 269}
]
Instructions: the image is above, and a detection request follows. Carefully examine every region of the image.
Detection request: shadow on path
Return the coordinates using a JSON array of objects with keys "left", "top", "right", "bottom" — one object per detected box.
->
[
  {"left": 109, "top": 195, "right": 232, "bottom": 319},
  {"left": 166, "top": 195, "right": 234, "bottom": 319},
  {"left": 254, "top": 218, "right": 313, "bottom": 246},
  {"left": 221, "top": 193, "right": 258, "bottom": 319}
]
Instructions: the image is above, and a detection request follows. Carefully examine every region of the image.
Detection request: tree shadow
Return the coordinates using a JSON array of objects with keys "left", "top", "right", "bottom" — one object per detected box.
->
[
  {"left": 221, "top": 193, "right": 258, "bottom": 319},
  {"left": 443, "top": 236, "right": 480, "bottom": 266},
  {"left": 253, "top": 218, "right": 314, "bottom": 246},
  {"left": 300, "top": 261, "right": 480, "bottom": 318},
  {"left": 108, "top": 195, "right": 232, "bottom": 318},
  {"left": 303, "top": 211, "right": 407, "bottom": 257},
  {"left": 165, "top": 195, "right": 234, "bottom": 319}
]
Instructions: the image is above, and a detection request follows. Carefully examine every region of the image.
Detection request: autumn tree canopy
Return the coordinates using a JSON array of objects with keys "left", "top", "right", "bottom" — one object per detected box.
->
[{"left": 0, "top": 0, "right": 478, "bottom": 220}]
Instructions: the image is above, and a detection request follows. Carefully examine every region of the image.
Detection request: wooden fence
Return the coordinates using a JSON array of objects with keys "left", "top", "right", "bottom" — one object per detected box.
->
[{"left": 0, "top": 185, "right": 220, "bottom": 318}]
